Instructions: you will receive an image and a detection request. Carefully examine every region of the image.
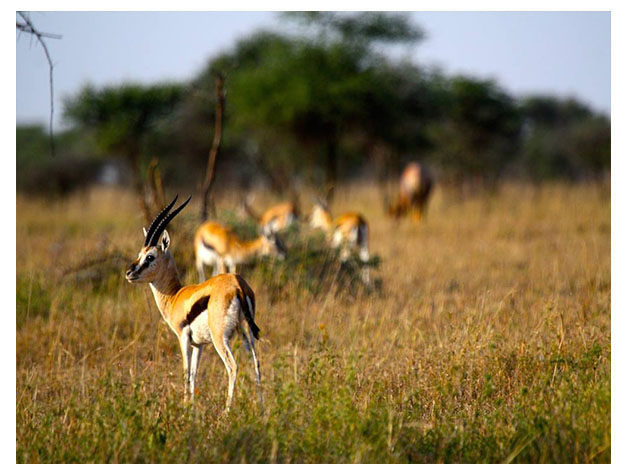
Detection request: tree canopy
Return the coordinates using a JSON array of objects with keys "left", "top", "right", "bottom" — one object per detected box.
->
[
  {"left": 19, "top": 12, "right": 610, "bottom": 197},
  {"left": 64, "top": 83, "right": 184, "bottom": 161},
  {"left": 63, "top": 82, "right": 184, "bottom": 217}
]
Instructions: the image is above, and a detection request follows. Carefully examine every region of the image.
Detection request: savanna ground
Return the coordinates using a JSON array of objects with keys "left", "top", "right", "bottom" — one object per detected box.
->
[{"left": 16, "top": 181, "right": 610, "bottom": 463}]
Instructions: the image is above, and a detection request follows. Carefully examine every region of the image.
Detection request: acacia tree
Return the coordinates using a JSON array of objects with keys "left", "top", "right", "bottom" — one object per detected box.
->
[
  {"left": 64, "top": 83, "right": 183, "bottom": 220},
  {"left": 187, "top": 13, "right": 426, "bottom": 198}
]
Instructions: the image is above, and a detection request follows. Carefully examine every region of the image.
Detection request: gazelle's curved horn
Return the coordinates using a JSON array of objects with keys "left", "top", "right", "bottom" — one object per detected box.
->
[
  {"left": 242, "top": 194, "right": 260, "bottom": 221},
  {"left": 312, "top": 193, "right": 328, "bottom": 210},
  {"left": 288, "top": 187, "right": 301, "bottom": 214},
  {"left": 148, "top": 195, "right": 192, "bottom": 247},
  {"left": 144, "top": 195, "right": 178, "bottom": 246}
]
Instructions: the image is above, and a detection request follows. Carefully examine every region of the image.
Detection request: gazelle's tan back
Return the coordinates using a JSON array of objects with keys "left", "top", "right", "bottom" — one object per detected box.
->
[
  {"left": 195, "top": 222, "right": 234, "bottom": 255},
  {"left": 260, "top": 202, "right": 297, "bottom": 228}
]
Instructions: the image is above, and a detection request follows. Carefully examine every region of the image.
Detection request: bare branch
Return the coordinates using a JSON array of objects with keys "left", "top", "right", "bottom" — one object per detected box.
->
[
  {"left": 16, "top": 21, "right": 62, "bottom": 39},
  {"left": 200, "top": 73, "right": 225, "bottom": 221},
  {"left": 17, "top": 12, "right": 62, "bottom": 158}
]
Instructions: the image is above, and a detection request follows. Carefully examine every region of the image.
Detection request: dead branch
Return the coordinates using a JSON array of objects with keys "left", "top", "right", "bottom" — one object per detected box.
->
[
  {"left": 200, "top": 73, "right": 225, "bottom": 221},
  {"left": 60, "top": 251, "right": 132, "bottom": 279},
  {"left": 17, "top": 12, "right": 61, "bottom": 158},
  {"left": 146, "top": 157, "right": 166, "bottom": 213}
]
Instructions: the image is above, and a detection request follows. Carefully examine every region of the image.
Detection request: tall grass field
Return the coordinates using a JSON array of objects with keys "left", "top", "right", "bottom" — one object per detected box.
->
[{"left": 16, "top": 182, "right": 610, "bottom": 463}]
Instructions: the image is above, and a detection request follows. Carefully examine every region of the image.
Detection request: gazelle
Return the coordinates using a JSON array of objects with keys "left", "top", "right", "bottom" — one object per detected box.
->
[
  {"left": 243, "top": 197, "right": 299, "bottom": 235},
  {"left": 309, "top": 201, "right": 370, "bottom": 284},
  {"left": 194, "top": 221, "right": 287, "bottom": 281},
  {"left": 386, "top": 161, "right": 433, "bottom": 221},
  {"left": 125, "top": 195, "right": 263, "bottom": 412}
]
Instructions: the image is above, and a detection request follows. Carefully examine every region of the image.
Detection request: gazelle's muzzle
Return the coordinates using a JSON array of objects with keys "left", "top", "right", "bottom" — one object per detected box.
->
[{"left": 125, "top": 261, "right": 140, "bottom": 282}]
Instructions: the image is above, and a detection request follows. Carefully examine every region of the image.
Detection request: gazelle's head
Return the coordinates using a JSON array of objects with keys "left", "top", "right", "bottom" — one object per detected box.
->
[
  {"left": 125, "top": 195, "right": 191, "bottom": 284},
  {"left": 261, "top": 228, "right": 287, "bottom": 260}
]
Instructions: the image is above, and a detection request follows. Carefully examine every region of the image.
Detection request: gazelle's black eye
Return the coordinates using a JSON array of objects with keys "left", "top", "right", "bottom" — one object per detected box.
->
[{"left": 146, "top": 255, "right": 155, "bottom": 263}]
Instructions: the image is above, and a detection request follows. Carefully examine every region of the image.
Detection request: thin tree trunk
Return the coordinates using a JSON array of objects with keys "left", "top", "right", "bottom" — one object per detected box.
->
[
  {"left": 325, "top": 132, "right": 339, "bottom": 203},
  {"left": 200, "top": 73, "right": 225, "bottom": 221},
  {"left": 129, "top": 153, "right": 152, "bottom": 224},
  {"left": 147, "top": 157, "right": 166, "bottom": 212}
]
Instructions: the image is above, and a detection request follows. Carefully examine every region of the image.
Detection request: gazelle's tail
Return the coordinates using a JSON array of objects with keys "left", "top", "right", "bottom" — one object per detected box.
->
[
  {"left": 237, "top": 291, "right": 260, "bottom": 340},
  {"left": 357, "top": 222, "right": 368, "bottom": 248}
]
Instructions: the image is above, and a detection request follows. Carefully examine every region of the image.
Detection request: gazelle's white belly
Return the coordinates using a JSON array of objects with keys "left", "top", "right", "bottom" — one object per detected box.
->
[
  {"left": 189, "top": 310, "right": 212, "bottom": 346},
  {"left": 198, "top": 245, "right": 220, "bottom": 266},
  {"left": 188, "top": 298, "right": 241, "bottom": 346}
]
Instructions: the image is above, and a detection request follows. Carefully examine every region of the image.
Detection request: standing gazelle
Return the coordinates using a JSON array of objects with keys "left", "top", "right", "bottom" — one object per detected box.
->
[
  {"left": 309, "top": 201, "right": 370, "bottom": 284},
  {"left": 194, "top": 221, "right": 287, "bottom": 281},
  {"left": 125, "top": 195, "right": 262, "bottom": 412},
  {"left": 386, "top": 161, "right": 433, "bottom": 221}
]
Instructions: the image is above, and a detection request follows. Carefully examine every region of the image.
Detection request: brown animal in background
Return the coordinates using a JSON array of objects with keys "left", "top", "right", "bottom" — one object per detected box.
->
[{"left": 387, "top": 162, "right": 434, "bottom": 221}]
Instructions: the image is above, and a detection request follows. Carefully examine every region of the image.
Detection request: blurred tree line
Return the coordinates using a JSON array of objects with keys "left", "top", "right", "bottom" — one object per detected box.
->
[{"left": 17, "top": 12, "right": 610, "bottom": 199}]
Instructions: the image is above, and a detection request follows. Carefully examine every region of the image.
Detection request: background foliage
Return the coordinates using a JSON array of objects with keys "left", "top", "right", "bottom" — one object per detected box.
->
[{"left": 17, "top": 12, "right": 610, "bottom": 196}]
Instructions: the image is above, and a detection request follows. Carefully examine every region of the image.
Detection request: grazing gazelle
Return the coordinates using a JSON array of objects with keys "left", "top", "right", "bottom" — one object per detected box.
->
[
  {"left": 309, "top": 201, "right": 370, "bottom": 284},
  {"left": 243, "top": 196, "right": 299, "bottom": 235},
  {"left": 194, "top": 221, "right": 287, "bottom": 281},
  {"left": 125, "top": 195, "right": 263, "bottom": 412},
  {"left": 386, "top": 161, "right": 433, "bottom": 221}
]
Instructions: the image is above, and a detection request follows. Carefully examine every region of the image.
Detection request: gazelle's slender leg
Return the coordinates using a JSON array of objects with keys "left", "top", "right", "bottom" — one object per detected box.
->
[
  {"left": 225, "top": 257, "right": 236, "bottom": 274},
  {"left": 248, "top": 329, "right": 263, "bottom": 411},
  {"left": 339, "top": 246, "right": 350, "bottom": 263},
  {"left": 331, "top": 230, "right": 342, "bottom": 249},
  {"left": 361, "top": 267, "right": 371, "bottom": 285},
  {"left": 359, "top": 228, "right": 370, "bottom": 284},
  {"left": 241, "top": 327, "right": 263, "bottom": 411},
  {"left": 223, "top": 339, "right": 238, "bottom": 411},
  {"left": 213, "top": 336, "right": 239, "bottom": 412},
  {"left": 189, "top": 345, "right": 204, "bottom": 401},
  {"left": 214, "top": 258, "right": 227, "bottom": 276},
  {"left": 359, "top": 245, "right": 369, "bottom": 263},
  {"left": 196, "top": 258, "right": 206, "bottom": 282},
  {"left": 178, "top": 329, "right": 192, "bottom": 400},
  {"left": 359, "top": 247, "right": 370, "bottom": 285}
]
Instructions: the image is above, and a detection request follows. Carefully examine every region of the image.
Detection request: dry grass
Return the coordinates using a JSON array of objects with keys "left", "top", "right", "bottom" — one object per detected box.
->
[{"left": 16, "top": 181, "right": 610, "bottom": 463}]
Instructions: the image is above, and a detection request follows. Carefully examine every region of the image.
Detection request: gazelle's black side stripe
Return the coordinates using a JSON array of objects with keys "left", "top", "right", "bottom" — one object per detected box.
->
[{"left": 185, "top": 296, "right": 210, "bottom": 326}]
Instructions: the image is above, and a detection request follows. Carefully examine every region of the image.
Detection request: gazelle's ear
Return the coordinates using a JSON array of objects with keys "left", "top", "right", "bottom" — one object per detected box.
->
[
  {"left": 160, "top": 230, "right": 171, "bottom": 252},
  {"left": 143, "top": 227, "right": 148, "bottom": 237}
]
